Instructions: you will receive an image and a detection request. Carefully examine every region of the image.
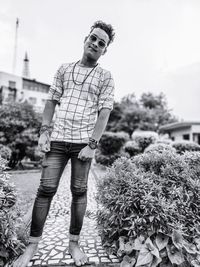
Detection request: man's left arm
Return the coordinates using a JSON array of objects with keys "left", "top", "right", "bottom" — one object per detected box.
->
[{"left": 78, "top": 108, "right": 111, "bottom": 161}]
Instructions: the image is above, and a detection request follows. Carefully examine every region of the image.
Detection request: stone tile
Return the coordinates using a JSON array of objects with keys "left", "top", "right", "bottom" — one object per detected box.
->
[
  {"left": 87, "top": 239, "right": 95, "bottom": 244},
  {"left": 48, "top": 259, "right": 60, "bottom": 264},
  {"left": 33, "top": 260, "right": 42, "bottom": 265},
  {"left": 88, "top": 249, "right": 97, "bottom": 254},
  {"left": 61, "top": 259, "right": 74, "bottom": 264},
  {"left": 49, "top": 249, "right": 59, "bottom": 257},
  {"left": 100, "top": 257, "right": 111, "bottom": 263},
  {"left": 86, "top": 253, "right": 98, "bottom": 257},
  {"left": 88, "top": 244, "right": 95, "bottom": 248},
  {"left": 112, "top": 258, "right": 120, "bottom": 262},
  {"left": 52, "top": 252, "right": 64, "bottom": 259},
  {"left": 44, "top": 244, "right": 54, "bottom": 250},
  {"left": 64, "top": 254, "right": 72, "bottom": 259},
  {"left": 109, "top": 255, "right": 118, "bottom": 259},
  {"left": 88, "top": 257, "right": 100, "bottom": 262},
  {"left": 55, "top": 245, "right": 67, "bottom": 251}
]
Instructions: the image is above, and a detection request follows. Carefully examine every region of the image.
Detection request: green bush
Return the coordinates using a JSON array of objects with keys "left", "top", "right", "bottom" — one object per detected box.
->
[
  {"left": 95, "top": 149, "right": 129, "bottom": 166},
  {"left": 124, "top": 141, "right": 142, "bottom": 157},
  {"left": 172, "top": 140, "right": 200, "bottom": 154},
  {"left": 144, "top": 142, "right": 176, "bottom": 154},
  {"left": 0, "top": 144, "right": 12, "bottom": 161},
  {"left": 0, "top": 156, "right": 25, "bottom": 265},
  {"left": 98, "top": 131, "right": 129, "bottom": 155},
  {"left": 96, "top": 151, "right": 200, "bottom": 267},
  {"left": 131, "top": 131, "right": 158, "bottom": 152},
  {"left": 182, "top": 151, "right": 200, "bottom": 180},
  {"left": 95, "top": 131, "right": 129, "bottom": 166}
]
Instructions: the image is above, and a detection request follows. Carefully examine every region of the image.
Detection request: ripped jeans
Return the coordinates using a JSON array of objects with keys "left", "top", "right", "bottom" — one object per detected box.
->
[{"left": 29, "top": 141, "right": 92, "bottom": 243}]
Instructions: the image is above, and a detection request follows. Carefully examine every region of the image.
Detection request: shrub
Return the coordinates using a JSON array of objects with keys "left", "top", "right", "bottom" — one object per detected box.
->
[
  {"left": 172, "top": 140, "right": 200, "bottom": 154},
  {"left": 124, "top": 141, "right": 142, "bottom": 157},
  {"left": 95, "top": 131, "right": 129, "bottom": 166},
  {"left": 182, "top": 151, "right": 200, "bottom": 180},
  {"left": 0, "top": 156, "right": 25, "bottom": 265},
  {"left": 98, "top": 131, "right": 129, "bottom": 155},
  {"left": 96, "top": 151, "right": 200, "bottom": 267},
  {"left": 144, "top": 142, "right": 176, "bottom": 154},
  {"left": 0, "top": 144, "right": 12, "bottom": 161},
  {"left": 131, "top": 131, "right": 158, "bottom": 152},
  {"left": 95, "top": 149, "right": 129, "bottom": 166}
]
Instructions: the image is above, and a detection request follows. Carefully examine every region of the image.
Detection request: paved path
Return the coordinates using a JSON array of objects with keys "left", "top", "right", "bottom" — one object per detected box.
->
[{"left": 26, "top": 163, "right": 120, "bottom": 267}]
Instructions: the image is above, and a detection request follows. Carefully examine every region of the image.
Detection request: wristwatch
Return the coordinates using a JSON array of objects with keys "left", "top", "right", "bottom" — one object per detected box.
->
[{"left": 88, "top": 138, "right": 98, "bottom": 149}]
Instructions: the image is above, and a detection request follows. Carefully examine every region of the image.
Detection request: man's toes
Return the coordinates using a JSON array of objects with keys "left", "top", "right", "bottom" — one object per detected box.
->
[{"left": 75, "top": 260, "right": 82, "bottom": 266}]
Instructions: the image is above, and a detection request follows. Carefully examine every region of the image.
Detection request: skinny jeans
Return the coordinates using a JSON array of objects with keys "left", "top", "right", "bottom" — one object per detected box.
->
[{"left": 29, "top": 141, "right": 91, "bottom": 243}]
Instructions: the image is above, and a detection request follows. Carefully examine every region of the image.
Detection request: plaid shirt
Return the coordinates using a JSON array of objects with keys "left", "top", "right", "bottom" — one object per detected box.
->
[{"left": 47, "top": 62, "right": 115, "bottom": 143}]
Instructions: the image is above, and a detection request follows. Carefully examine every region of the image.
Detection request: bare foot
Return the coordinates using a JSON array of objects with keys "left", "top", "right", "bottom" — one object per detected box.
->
[
  {"left": 69, "top": 240, "right": 88, "bottom": 266},
  {"left": 12, "top": 243, "right": 38, "bottom": 267}
]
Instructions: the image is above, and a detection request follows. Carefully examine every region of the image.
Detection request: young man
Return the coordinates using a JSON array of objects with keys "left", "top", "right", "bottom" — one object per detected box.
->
[{"left": 13, "top": 21, "right": 115, "bottom": 267}]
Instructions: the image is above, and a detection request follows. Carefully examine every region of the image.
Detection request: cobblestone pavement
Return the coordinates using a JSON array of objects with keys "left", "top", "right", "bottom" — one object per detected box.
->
[{"left": 27, "top": 163, "right": 120, "bottom": 267}]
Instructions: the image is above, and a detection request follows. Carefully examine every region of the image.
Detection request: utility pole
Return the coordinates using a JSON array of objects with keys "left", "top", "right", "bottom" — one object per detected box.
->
[{"left": 12, "top": 18, "right": 19, "bottom": 74}]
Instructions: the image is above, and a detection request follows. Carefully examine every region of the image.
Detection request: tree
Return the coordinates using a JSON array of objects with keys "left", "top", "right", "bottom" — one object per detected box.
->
[
  {"left": 0, "top": 102, "right": 42, "bottom": 168},
  {"left": 106, "top": 92, "right": 177, "bottom": 137}
]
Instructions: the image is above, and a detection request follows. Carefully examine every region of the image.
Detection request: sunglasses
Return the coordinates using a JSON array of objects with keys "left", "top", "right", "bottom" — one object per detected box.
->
[{"left": 88, "top": 34, "right": 107, "bottom": 49}]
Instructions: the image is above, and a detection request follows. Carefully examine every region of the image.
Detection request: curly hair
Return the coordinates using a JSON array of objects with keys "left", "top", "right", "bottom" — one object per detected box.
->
[{"left": 90, "top": 20, "right": 115, "bottom": 46}]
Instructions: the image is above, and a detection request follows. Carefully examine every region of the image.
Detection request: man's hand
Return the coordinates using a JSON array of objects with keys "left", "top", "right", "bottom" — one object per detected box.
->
[
  {"left": 78, "top": 145, "right": 95, "bottom": 161},
  {"left": 38, "top": 132, "right": 50, "bottom": 153}
]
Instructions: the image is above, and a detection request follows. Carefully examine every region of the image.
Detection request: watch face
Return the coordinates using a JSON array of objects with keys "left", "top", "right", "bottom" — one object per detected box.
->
[{"left": 89, "top": 142, "right": 97, "bottom": 149}]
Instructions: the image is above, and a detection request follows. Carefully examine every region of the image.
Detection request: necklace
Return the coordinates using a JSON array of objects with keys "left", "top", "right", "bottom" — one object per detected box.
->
[{"left": 72, "top": 60, "right": 98, "bottom": 85}]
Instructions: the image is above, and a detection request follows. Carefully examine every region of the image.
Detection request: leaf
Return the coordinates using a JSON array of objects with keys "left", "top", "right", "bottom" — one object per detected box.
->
[
  {"left": 155, "top": 233, "right": 169, "bottom": 251},
  {"left": 120, "top": 255, "right": 136, "bottom": 267},
  {"left": 172, "top": 229, "right": 184, "bottom": 250},
  {"left": 135, "top": 244, "right": 153, "bottom": 267},
  {"left": 117, "top": 236, "right": 126, "bottom": 257},
  {"left": 145, "top": 238, "right": 160, "bottom": 259},
  {"left": 124, "top": 241, "right": 135, "bottom": 255},
  {"left": 166, "top": 244, "right": 185, "bottom": 265},
  {"left": 136, "top": 237, "right": 159, "bottom": 267},
  {"left": 183, "top": 239, "right": 197, "bottom": 255},
  {"left": 151, "top": 255, "right": 162, "bottom": 267},
  {"left": 133, "top": 235, "right": 145, "bottom": 250}
]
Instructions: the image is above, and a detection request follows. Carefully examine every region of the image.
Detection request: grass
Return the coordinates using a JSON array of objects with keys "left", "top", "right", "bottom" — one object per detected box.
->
[{"left": 9, "top": 170, "right": 41, "bottom": 219}]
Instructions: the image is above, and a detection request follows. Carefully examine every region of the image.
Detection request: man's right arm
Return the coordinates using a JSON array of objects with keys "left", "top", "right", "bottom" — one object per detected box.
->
[
  {"left": 42, "top": 99, "right": 57, "bottom": 126},
  {"left": 38, "top": 100, "right": 57, "bottom": 152}
]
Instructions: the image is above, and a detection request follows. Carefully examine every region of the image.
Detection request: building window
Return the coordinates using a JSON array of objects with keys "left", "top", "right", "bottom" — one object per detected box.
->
[
  {"left": 9, "top": 81, "right": 16, "bottom": 89},
  {"left": 183, "top": 134, "right": 189, "bottom": 140},
  {"left": 29, "top": 97, "right": 37, "bottom": 105}
]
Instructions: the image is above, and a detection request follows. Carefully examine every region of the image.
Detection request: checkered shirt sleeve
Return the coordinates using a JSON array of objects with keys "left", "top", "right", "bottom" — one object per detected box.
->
[
  {"left": 98, "top": 70, "right": 115, "bottom": 111},
  {"left": 47, "top": 64, "right": 66, "bottom": 103}
]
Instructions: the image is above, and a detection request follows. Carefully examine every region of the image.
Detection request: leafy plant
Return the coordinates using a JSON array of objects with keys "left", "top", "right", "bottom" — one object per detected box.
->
[
  {"left": 124, "top": 141, "right": 142, "bottom": 157},
  {"left": 96, "top": 150, "right": 200, "bottom": 266},
  {"left": 144, "top": 143, "right": 176, "bottom": 154},
  {"left": 0, "top": 156, "right": 25, "bottom": 265},
  {"left": 0, "top": 144, "right": 12, "bottom": 161},
  {"left": 0, "top": 102, "right": 42, "bottom": 168},
  {"left": 95, "top": 131, "right": 129, "bottom": 166},
  {"left": 172, "top": 140, "right": 200, "bottom": 154}
]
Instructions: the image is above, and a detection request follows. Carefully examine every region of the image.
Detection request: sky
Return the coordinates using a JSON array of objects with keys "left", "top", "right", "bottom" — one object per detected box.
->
[{"left": 0, "top": 0, "right": 200, "bottom": 120}]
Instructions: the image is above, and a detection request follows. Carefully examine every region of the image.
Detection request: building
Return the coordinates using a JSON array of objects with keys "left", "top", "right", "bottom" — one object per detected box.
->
[
  {"left": 0, "top": 53, "right": 50, "bottom": 112},
  {"left": 0, "top": 71, "right": 49, "bottom": 112},
  {"left": 159, "top": 121, "right": 200, "bottom": 145}
]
